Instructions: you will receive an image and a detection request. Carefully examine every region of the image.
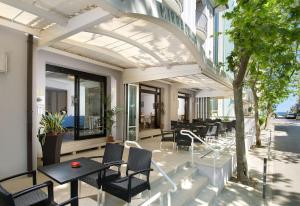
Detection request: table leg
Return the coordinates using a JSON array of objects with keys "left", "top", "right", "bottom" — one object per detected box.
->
[{"left": 70, "top": 180, "right": 79, "bottom": 206}]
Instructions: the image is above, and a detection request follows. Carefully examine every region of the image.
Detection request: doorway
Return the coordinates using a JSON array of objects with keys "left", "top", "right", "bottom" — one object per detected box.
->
[
  {"left": 139, "top": 85, "right": 161, "bottom": 131},
  {"left": 178, "top": 93, "right": 189, "bottom": 122}
]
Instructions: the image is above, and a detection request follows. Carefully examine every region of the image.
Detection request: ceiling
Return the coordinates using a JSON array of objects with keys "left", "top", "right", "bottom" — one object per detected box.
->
[
  {"left": 52, "top": 16, "right": 196, "bottom": 69},
  {"left": 0, "top": 0, "right": 232, "bottom": 93}
]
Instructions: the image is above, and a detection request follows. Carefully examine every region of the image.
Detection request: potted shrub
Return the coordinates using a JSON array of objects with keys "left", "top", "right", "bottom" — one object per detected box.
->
[
  {"left": 104, "top": 96, "right": 122, "bottom": 142},
  {"left": 37, "top": 112, "right": 66, "bottom": 166}
]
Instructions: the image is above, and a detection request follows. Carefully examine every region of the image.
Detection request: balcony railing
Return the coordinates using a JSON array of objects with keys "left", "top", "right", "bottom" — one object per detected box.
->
[
  {"left": 196, "top": 12, "right": 208, "bottom": 40},
  {"left": 162, "top": 0, "right": 183, "bottom": 15}
]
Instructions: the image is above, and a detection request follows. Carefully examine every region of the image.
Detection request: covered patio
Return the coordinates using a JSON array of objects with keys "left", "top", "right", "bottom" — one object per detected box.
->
[{"left": 2, "top": 129, "right": 241, "bottom": 206}]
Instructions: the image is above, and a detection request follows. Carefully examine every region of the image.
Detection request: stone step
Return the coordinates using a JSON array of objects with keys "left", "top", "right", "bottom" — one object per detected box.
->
[
  {"left": 188, "top": 185, "right": 218, "bottom": 206},
  {"left": 145, "top": 163, "right": 198, "bottom": 200},
  {"left": 168, "top": 175, "right": 209, "bottom": 206}
]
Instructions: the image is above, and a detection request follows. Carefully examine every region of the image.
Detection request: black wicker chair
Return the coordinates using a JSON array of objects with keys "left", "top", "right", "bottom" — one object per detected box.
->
[
  {"left": 170, "top": 121, "right": 177, "bottom": 130},
  {"left": 205, "top": 125, "right": 219, "bottom": 142},
  {"left": 0, "top": 171, "right": 77, "bottom": 206},
  {"left": 216, "top": 122, "right": 227, "bottom": 137},
  {"left": 79, "top": 143, "right": 124, "bottom": 204},
  {"left": 102, "top": 147, "right": 153, "bottom": 203},
  {"left": 160, "top": 129, "right": 175, "bottom": 149},
  {"left": 175, "top": 128, "right": 192, "bottom": 150}
]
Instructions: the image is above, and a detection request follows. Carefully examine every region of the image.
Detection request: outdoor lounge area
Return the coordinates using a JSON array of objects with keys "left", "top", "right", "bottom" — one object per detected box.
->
[{"left": 0, "top": 122, "right": 249, "bottom": 206}]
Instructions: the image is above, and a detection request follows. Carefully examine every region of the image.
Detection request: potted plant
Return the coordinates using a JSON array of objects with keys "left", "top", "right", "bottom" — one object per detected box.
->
[
  {"left": 37, "top": 112, "right": 66, "bottom": 166},
  {"left": 104, "top": 96, "right": 122, "bottom": 142}
]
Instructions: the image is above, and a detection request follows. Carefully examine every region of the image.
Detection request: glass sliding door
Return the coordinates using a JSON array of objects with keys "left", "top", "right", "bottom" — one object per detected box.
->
[
  {"left": 45, "top": 71, "right": 75, "bottom": 141},
  {"left": 126, "top": 84, "right": 139, "bottom": 141},
  {"left": 46, "top": 64, "right": 106, "bottom": 141},
  {"left": 78, "top": 78, "right": 105, "bottom": 138}
]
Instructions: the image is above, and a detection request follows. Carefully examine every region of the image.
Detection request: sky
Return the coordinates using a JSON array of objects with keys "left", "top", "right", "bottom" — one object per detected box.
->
[{"left": 276, "top": 95, "right": 298, "bottom": 113}]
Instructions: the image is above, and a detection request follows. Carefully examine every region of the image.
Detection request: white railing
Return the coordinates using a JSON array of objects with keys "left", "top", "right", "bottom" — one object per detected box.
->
[
  {"left": 124, "top": 140, "right": 177, "bottom": 206},
  {"left": 180, "top": 130, "right": 218, "bottom": 156},
  {"left": 196, "top": 12, "right": 208, "bottom": 36},
  {"left": 179, "top": 130, "right": 219, "bottom": 186}
]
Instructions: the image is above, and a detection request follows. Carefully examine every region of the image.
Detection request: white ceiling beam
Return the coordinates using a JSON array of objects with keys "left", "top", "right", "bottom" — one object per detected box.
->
[
  {"left": 196, "top": 89, "right": 233, "bottom": 98},
  {"left": 0, "top": 18, "right": 39, "bottom": 36},
  {"left": 123, "top": 64, "right": 200, "bottom": 84},
  {"left": 155, "top": 79, "right": 173, "bottom": 85},
  {"left": 61, "top": 39, "right": 137, "bottom": 67},
  {"left": 38, "top": 7, "right": 112, "bottom": 47},
  {"left": 0, "top": 0, "right": 68, "bottom": 26},
  {"left": 87, "top": 27, "right": 169, "bottom": 66},
  {"left": 42, "top": 47, "right": 124, "bottom": 71}
]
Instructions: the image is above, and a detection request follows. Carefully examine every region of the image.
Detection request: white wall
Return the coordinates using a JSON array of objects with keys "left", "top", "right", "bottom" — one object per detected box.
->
[
  {"left": 181, "top": 0, "right": 196, "bottom": 32},
  {"left": 0, "top": 27, "right": 28, "bottom": 178},
  {"left": 203, "top": 4, "right": 214, "bottom": 61}
]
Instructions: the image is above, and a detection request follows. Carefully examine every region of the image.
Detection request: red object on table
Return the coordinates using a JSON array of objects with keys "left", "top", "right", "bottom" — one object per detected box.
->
[{"left": 71, "top": 161, "right": 81, "bottom": 168}]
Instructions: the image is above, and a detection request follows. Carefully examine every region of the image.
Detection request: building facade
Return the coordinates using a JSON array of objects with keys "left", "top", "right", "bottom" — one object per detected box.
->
[{"left": 0, "top": 0, "right": 235, "bottom": 177}]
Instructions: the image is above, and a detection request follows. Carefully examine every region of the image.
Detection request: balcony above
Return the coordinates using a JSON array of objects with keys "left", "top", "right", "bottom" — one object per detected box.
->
[
  {"left": 208, "top": 0, "right": 229, "bottom": 13},
  {"left": 162, "top": 0, "right": 183, "bottom": 15},
  {"left": 196, "top": 12, "right": 208, "bottom": 42}
]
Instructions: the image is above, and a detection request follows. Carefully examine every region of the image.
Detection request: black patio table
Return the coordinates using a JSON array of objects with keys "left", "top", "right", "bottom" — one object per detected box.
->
[{"left": 38, "top": 157, "right": 107, "bottom": 206}]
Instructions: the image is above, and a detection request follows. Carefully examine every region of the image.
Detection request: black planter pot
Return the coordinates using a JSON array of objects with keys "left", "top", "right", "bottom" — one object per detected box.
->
[{"left": 42, "top": 133, "right": 63, "bottom": 166}]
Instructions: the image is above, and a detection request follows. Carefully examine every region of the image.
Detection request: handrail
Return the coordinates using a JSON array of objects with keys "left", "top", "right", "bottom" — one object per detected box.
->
[
  {"left": 180, "top": 130, "right": 217, "bottom": 153},
  {"left": 124, "top": 141, "right": 177, "bottom": 192},
  {"left": 179, "top": 130, "right": 218, "bottom": 186}
]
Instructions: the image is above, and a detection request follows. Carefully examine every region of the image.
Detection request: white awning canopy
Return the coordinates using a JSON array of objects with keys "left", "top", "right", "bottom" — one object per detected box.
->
[{"left": 0, "top": 0, "right": 232, "bottom": 93}]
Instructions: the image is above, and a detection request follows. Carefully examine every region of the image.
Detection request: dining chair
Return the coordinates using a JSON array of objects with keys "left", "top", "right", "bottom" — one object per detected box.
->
[
  {"left": 79, "top": 143, "right": 124, "bottom": 206},
  {"left": 205, "top": 125, "right": 219, "bottom": 142},
  {"left": 160, "top": 129, "right": 175, "bottom": 149},
  {"left": 0, "top": 171, "right": 77, "bottom": 206},
  {"left": 102, "top": 147, "right": 153, "bottom": 205}
]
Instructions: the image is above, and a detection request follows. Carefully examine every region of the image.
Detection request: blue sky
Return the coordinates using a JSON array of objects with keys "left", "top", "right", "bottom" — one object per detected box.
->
[{"left": 276, "top": 95, "right": 298, "bottom": 112}]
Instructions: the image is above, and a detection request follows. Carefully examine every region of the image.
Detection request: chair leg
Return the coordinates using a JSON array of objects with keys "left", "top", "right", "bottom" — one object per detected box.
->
[
  {"left": 160, "top": 142, "right": 162, "bottom": 150},
  {"left": 101, "top": 191, "right": 105, "bottom": 206},
  {"left": 97, "top": 189, "right": 102, "bottom": 206},
  {"left": 78, "top": 181, "right": 82, "bottom": 197}
]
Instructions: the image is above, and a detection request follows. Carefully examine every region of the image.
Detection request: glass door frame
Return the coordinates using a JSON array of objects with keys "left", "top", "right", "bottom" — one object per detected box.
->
[
  {"left": 46, "top": 64, "right": 107, "bottom": 140},
  {"left": 178, "top": 92, "right": 190, "bottom": 122},
  {"left": 124, "top": 84, "right": 139, "bottom": 141},
  {"left": 139, "top": 84, "right": 161, "bottom": 130}
]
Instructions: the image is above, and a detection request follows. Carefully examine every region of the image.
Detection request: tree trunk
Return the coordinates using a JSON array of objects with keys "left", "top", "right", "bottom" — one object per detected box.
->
[
  {"left": 264, "top": 103, "right": 272, "bottom": 129},
  {"left": 233, "top": 83, "right": 249, "bottom": 184},
  {"left": 251, "top": 86, "right": 261, "bottom": 147}
]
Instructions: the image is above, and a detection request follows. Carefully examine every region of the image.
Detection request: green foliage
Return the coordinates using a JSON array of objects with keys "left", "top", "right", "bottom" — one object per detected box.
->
[
  {"left": 104, "top": 96, "right": 123, "bottom": 136},
  {"left": 37, "top": 112, "right": 66, "bottom": 146},
  {"left": 216, "top": 0, "right": 299, "bottom": 182},
  {"left": 259, "top": 116, "right": 266, "bottom": 126},
  {"left": 222, "top": 0, "right": 299, "bottom": 74}
]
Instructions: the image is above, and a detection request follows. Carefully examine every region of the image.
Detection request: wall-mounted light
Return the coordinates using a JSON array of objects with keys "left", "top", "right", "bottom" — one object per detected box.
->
[{"left": 0, "top": 51, "right": 8, "bottom": 73}]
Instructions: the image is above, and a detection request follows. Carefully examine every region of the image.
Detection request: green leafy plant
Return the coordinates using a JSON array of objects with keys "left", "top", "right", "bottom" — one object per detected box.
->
[
  {"left": 37, "top": 112, "right": 66, "bottom": 146},
  {"left": 104, "top": 96, "right": 123, "bottom": 136},
  {"left": 223, "top": 116, "right": 229, "bottom": 122}
]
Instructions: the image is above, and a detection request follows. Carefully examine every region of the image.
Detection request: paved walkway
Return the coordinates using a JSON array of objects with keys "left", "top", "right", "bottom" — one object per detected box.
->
[
  {"left": 216, "top": 118, "right": 300, "bottom": 206},
  {"left": 270, "top": 119, "right": 300, "bottom": 205}
]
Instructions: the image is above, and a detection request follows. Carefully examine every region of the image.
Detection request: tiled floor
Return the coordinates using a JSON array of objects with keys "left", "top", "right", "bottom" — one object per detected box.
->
[{"left": 2, "top": 135, "right": 235, "bottom": 205}]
